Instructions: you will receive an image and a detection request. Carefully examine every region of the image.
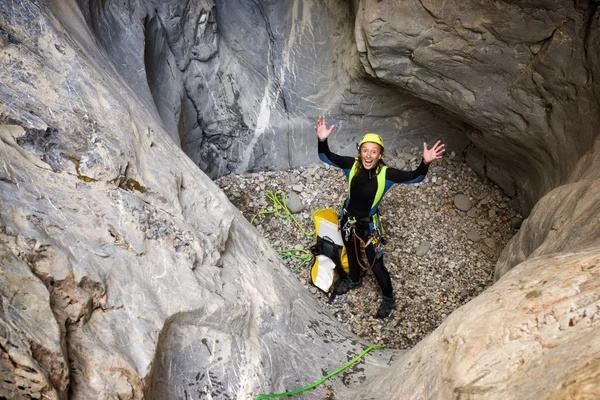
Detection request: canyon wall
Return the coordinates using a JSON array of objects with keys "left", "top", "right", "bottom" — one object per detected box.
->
[{"left": 1, "top": 0, "right": 599, "bottom": 399}]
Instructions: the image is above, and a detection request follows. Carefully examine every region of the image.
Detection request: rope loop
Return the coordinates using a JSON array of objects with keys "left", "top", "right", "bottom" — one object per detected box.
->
[
  {"left": 250, "top": 190, "right": 314, "bottom": 238},
  {"left": 249, "top": 190, "right": 315, "bottom": 272}
]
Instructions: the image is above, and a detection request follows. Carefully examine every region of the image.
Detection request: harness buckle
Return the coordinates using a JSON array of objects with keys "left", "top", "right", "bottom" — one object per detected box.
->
[{"left": 340, "top": 210, "right": 356, "bottom": 242}]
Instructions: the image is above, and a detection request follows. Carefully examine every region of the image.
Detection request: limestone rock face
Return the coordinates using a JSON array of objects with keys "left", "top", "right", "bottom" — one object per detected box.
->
[
  {"left": 495, "top": 176, "right": 600, "bottom": 279},
  {"left": 72, "top": 0, "right": 469, "bottom": 178},
  {"left": 1, "top": 0, "right": 600, "bottom": 399},
  {"left": 0, "top": 244, "right": 67, "bottom": 399},
  {"left": 0, "top": 3, "right": 397, "bottom": 398},
  {"left": 352, "top": 247, "right": 600, "bottom": 399},
  {"left": 355, "top": 0, "right": 600, "bottom": 214}
]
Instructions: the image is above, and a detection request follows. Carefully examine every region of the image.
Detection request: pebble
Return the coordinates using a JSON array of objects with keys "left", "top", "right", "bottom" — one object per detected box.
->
[
  {"left": 217, "top": 151, "right": 517, "bottom": 349},
  {"left": 285, "top": 191, "right": 304, "bottom": 214},
  {"left": 453, "top": 194, "right": 472, "bottom": 211},
  {"left": 467, "top": 230, "right": 482, "bottom": 242},
  {"left": 484, "top": 238, "right": 496, "bottom": 248},
  {"left": 511, "top": 217, "right": 523, "bottom": 230},
  {"left": 415, "top": 241, "right": 431, "bottom": 257},
  {"left": 395, "top": 159, "right": 406, "bottom": 169}
]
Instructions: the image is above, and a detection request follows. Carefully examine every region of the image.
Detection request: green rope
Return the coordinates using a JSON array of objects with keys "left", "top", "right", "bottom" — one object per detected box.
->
[
  {"left": 249, "top": 190, "right": 315, "bottom": 272},
  {"left": 255, "top": 344, "right": 386, "bottom": 400},
  {"left": 250, "top": 190, "right": 314, "bottom": 237},
  {"left": 276, "top": 248, "right": 313, "bottom": 272}
]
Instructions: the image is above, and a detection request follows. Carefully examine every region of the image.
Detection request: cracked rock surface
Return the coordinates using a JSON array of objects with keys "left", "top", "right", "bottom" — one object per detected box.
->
[
  {"left": 355, "top": 0, "right": 600, "bottom": 214},
  {"left": 1, "top": 0, "right": 600, "bottom": 399},
  {"left": 0, "top": 3, "right": 398, "bottom": 399}
]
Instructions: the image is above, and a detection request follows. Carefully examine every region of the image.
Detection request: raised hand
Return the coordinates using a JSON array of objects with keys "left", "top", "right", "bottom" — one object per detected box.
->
[
  {"left": 315, "top": 115, "right": 334, "bottom": 141},
  {"left": 423, "top": 140, "right": 446, "bottom": 164}
]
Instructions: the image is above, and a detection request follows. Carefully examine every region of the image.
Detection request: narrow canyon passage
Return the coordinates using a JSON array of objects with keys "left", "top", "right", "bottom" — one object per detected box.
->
[
  {"left": 217, "top": 147, "right": 519, "bottom": 348},
  {"left": 2, "top": 0, "right": 599, "bottom": 398}
]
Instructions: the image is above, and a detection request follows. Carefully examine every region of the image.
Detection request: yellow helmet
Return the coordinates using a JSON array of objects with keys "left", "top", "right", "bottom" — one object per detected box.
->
[{"left": 359, "top": 133, "right": 384, "bottom": 149}]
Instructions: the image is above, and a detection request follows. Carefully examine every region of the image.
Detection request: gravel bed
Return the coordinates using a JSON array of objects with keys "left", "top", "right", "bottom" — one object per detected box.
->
[{"left": 216, "top": 148, "right": 519, "bottom": 349}]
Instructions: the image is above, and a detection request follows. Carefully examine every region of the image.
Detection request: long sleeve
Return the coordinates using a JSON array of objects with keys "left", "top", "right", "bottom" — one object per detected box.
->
[
  {"left": 385, "top": 159, "right": 430, "bottom": 184},
  {"left": 318, "top": 138, "right": 355, "bottom": 170}
]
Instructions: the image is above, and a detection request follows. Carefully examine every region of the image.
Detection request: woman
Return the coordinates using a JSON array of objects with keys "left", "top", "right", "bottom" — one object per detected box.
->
[{"left": 315, "top": 115, "right": 445, "bottom": 318}]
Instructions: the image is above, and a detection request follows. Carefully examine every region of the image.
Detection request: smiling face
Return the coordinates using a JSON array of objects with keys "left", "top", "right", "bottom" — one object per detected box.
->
[{"left": 360, "top": 142, "right": 383, "bottom": 170}]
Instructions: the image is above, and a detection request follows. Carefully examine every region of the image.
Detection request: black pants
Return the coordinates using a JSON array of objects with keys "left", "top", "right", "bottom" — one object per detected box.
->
[{"left": 341, "top": 215, "right": 393, "bottom": 298}]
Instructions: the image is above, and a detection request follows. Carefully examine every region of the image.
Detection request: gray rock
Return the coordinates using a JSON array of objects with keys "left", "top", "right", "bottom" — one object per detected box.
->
[
  {"left": 481, "top": 245, "right": 496, "bottom": 258},
  {"left": 285, "top": 191, "right": 305, "bottom": 214},
  {"left": 395, "top": 159, "right": 407, "bottom": 169},
  {"left": 415, "top": 241, "right": 432, "bottom": 257},
  {"left": 454, "top": 194, "right": 472, "bottom": 211},
  {"left": 487, "top": 158, "right": 517, "bottom": 198},
  {"left": 356, "top": 250, "right": 600, "bottom": 399},
  {"left": 484, "top": 238, "right": 496, "bottom": 249},
  {"left": 0, "top": 244, "right": 68, "bottom": 397},
  {"left": 510, "top": 217, "right": 524, "bottom": 231},
  {"left": 164, "top": 0, "right": 469, "bottom": 180},
  {"left": 467, "top": 209, "right": 478, "bottom": 218},
  {"left": 356, "top": 0, "right": 600, "bottom": 216},
  {"left": 467, "top": 230, "right": 482, "bottom": 243},
  {"left": 465, "top": 146, "right": 487, "bottom": 181}
]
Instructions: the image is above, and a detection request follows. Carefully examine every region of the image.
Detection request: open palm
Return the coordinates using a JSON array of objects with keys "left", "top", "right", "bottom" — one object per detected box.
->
[
  {"left": 423, "top": 140, "right": 446, "bottom": 164},
  {"left": 315, "top": 115, "right": 334, "bottom": 141}
]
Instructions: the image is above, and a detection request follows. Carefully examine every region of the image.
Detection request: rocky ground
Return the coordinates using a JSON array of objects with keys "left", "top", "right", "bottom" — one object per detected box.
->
[{"left": 216, "top": 147, "right": 520, "bottom": 349}]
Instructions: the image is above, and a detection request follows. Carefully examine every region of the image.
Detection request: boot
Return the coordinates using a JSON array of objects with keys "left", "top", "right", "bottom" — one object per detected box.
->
[
  {"left": 335, "top": 277, "right": 361, "bottom": 295},
  {"left": 375, "top": 294, "right": 395, "bottom": 318}
]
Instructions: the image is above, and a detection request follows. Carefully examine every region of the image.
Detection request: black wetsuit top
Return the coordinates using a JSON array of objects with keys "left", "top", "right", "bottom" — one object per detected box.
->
[{"left": 318, "top": 138, "right": 430, "bottom": 219}]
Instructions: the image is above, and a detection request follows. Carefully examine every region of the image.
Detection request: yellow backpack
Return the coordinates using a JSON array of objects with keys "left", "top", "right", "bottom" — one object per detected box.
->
[{"left": 310, "top": 208, "right": 349, "bottom": 292}]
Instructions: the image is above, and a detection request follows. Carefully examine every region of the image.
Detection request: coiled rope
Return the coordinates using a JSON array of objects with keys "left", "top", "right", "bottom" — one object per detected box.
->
[
  {"left": 250, "top": 190, "right": 314, "bottom": 237},
  {"left": 250, "top": 190, "right": 314, "bottom": 271}
]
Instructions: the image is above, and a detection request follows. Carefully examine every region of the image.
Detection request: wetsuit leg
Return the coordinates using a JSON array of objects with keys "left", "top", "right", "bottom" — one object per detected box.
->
[{"left": 363, "top": 239, "right": 394, "bottom": 298}]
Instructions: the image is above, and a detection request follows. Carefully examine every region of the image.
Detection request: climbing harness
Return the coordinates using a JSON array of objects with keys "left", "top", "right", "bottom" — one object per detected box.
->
[
  {"left": 254, "top": 344, "right": 386, "bottom": 400},
  {"left": 340, "top": 209, "right": 385, "bottom": 271}
]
